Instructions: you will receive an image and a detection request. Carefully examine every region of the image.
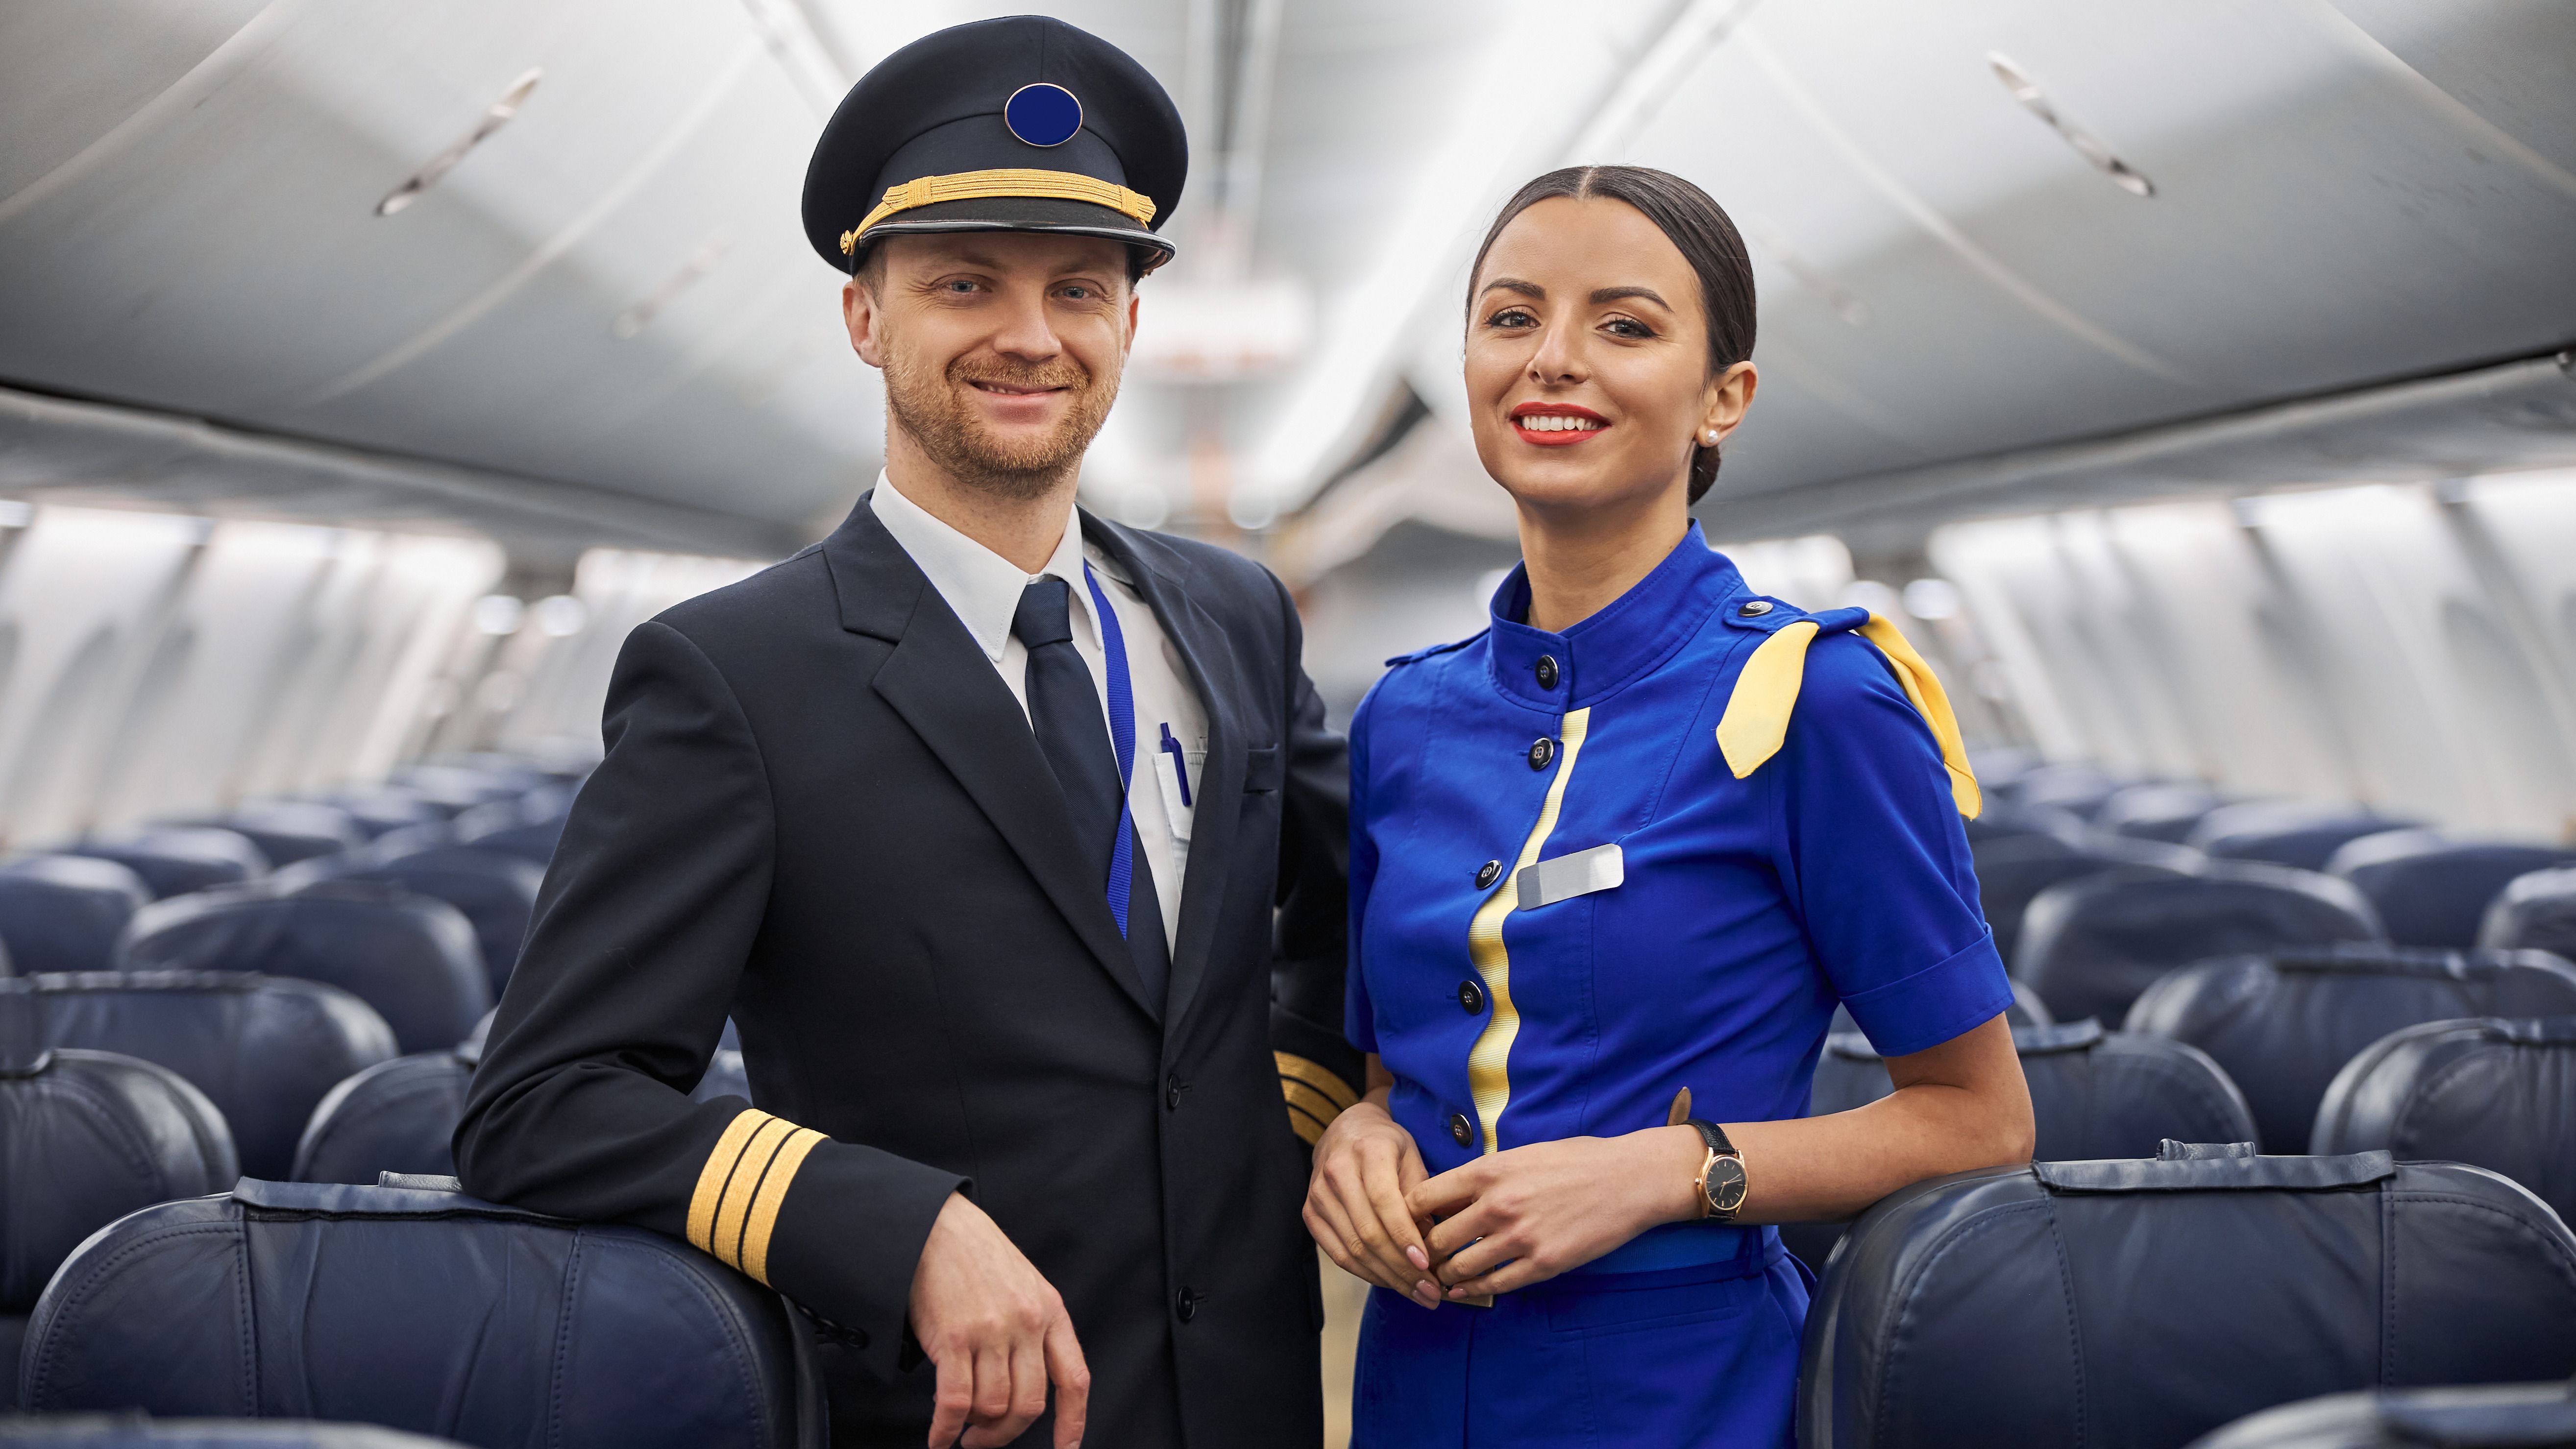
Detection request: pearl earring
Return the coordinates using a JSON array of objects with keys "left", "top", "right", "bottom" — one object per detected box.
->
[{"left": 1702, "top": 430, "right": 1718, "bottom": 445}]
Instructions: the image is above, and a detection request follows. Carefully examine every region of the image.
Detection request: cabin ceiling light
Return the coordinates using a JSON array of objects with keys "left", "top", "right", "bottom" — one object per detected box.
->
[
  {"left": 614, "top": 237, "right": 733, "bottom": 339},
  {"left": 377, "top": 68, "right": 544, "bottom": 217},
  {"left": 1987, "top": 53, "right": 2155, "bottom": 199}
]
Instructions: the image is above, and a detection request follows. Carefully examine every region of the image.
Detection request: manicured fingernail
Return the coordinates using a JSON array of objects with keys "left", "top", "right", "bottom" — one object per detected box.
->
[{"left": 1406, "top": 1246, "right": 1429, "bottom": 1270}]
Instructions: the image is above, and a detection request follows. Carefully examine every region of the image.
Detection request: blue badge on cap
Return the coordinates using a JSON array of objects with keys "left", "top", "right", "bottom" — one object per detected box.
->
[{"left": 1004, "top": 83, "right": 1083, "bottom": 147}]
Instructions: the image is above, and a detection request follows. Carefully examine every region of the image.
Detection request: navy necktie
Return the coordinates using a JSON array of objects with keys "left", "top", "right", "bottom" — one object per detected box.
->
[{"left": 1011, "top": 576, "right": 1169, "bottom": 1008}]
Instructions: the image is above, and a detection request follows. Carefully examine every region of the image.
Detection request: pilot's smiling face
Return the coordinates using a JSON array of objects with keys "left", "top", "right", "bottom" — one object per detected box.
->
[{"left": 844, "top": 231, "right": 1138, "bottom": 497}]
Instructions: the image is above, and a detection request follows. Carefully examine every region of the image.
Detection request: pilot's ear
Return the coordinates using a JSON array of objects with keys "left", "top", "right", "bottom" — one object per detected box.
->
[{"left": 843, "top": 274, "right": 886, "bottom": 370}]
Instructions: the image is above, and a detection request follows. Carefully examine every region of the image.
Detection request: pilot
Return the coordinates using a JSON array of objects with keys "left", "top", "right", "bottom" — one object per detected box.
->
[
  {"left": 1303, "top": 165, "right": 2036, "bottom": 1447},
  {"left": 454, "top": 18, "right": 1358, "bottom": 1449}
]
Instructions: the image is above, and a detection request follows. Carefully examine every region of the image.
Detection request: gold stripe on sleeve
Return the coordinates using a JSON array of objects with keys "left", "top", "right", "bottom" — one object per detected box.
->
[
  {"left": 1286, "top": 1100, "right": 1333, "bottom": 1147},
  {"left": 710, "top": 1116, "right": 797, "bottom": 1271},
  {"left": 739, "top": 1127, "right": 827, "bottom": 1285},
  {"left": 1466, "top": 705, "right": 1593, "bottom": 1157},
  {"left": 1280, "top": 1078, "right": 1354, "bottom": 1138},
  {"left": 687, "top": 1110, "right": 773, "bottom": 1258},
  {"left": 1275, "top": 1052, "right": 1360, "bottom": 1116}
]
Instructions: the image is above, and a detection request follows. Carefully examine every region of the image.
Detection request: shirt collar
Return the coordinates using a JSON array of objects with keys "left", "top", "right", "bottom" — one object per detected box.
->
[
  {"left": 870, "top": 471, "right": 1097, "bottom": 663},
  {"left": 1484, "top": 524, "right": 1745, "bottom": 710}
]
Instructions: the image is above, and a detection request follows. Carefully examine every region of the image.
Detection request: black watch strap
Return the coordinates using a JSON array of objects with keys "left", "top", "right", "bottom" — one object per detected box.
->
[{"left": 1684, "top": 1118, "right": 1736, "bottom": 1157}]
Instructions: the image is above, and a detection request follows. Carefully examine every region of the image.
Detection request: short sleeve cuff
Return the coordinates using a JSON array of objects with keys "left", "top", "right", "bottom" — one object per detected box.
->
[{"left": 1839, "top": 931, "right": 2014, "bottom": 1059}]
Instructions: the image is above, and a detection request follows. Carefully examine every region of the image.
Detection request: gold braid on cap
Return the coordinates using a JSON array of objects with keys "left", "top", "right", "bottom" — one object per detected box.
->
[{"left": 839, "top": 168, "right": 1158, "bottom": 254}]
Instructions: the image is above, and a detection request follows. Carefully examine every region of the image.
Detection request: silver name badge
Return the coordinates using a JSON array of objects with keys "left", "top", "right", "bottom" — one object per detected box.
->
[{"left": 1516, "top": 843, "right": 1624, "bottom": 910}]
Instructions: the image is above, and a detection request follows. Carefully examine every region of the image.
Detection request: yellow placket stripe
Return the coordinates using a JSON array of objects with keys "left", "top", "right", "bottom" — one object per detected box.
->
[
  {"left": 1465, "top": 706, "right": 1592, "bottom": 1156},
  {"left": 685, "top": 1108, "right": 827, "bottom": 1285}
]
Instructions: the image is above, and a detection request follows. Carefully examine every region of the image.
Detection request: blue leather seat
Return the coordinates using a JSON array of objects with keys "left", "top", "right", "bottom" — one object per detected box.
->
[
  {"left": 2480, "top": 866, "right": 2576, "bottom": 962},
  {"left": 2189, "top": 1381, "right": 2576, "bottom": 1449},
  {"left": 2003, "top": 762, "right": 2128, "bottom": 820},
  {"left": 2189, "top": 801, "right": 2413, "bottom": 872},
  {"left": 2329, "top": 831, "right": 2576, "bottom": 949},
  {"left": 0, "top": 1416, "right": 469, "bottom": 1446},
  {"left": 167, "top": 805, "right": 363, "bottom": 869},
  {"left": 19, "top": 1179, "right": 824, "bottom": 1449},
  {"left": 1798, "top": 1142, "right": 2576, "bottom": 1449},
  {"left": 60, "top": 830, "right": 268, "bottom": 902},
  {"left": 315, "top": 790, "right": 450, "bottom": 841},
  {"left": 2312, "top": 1016, "right": 2576, "bottom": 1222},
  {"left": 1975, "top": 835, "right": 2197, "bottom": 967},
  {"left": 2, "top": 1029, "right": 235, "bottom": 1410},
  {"left": 2017, "top": 861, "right": 2384, "bottom": 1024},
  {"left": 2097, "top": 783, "right": 2229, "bottom": 844},
  {"left": 118, "top": 885, "right": 490, "bottom": 1054},
  {"left": 294, "top": 1039, "right": 750, "bottom": 1186},
  {"left": 283, "top": 847, "right": 541, "bottom": 997},
  {"left": 2, "top": 972, "right": 396, "bottom": 1180},
  {"left": 2127, "top": 946, "right": 2576, "bottom": 1151},
  {"left": 1962, "top": 802, "right": 2087, "bottom": 848},
  {"left": 1789, "top": 1019, "right": 2255, "bottom": 1275},
  {"left": 0, "top": 858, "right": 150, "bottom": 976}
]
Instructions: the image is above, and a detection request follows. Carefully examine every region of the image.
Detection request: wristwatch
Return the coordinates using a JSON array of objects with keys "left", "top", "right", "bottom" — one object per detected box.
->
[{"left": 1684, "top": 1118, "right": 1749, "bottom": 1222}]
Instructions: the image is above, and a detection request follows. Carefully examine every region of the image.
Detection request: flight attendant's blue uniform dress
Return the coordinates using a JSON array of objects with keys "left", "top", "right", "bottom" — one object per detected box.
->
[{"left": 1345, "top": 527, "right": 2010, "bottom": 1449}]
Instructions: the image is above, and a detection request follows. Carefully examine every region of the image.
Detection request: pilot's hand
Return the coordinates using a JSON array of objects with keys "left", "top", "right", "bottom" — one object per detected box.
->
[
  {"left": 1304, "top": 1097, "right": 1442, "bottom": 1308},
  {"left": 908, "top": 1192, "right": 1089, "bottom": 1449},
  {"left": 1409, "top": 1127, "right": 1706, "bottom": 1299}
]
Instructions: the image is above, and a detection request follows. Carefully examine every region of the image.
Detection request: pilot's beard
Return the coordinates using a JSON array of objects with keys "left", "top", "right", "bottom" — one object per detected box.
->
[{"left": 883, "top": 343, "right": 1118, "bottom": 500}]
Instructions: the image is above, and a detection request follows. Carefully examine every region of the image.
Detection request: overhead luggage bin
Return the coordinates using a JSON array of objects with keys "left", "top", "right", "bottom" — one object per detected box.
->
[
  {"left": 1, "top": 971, "right": 395, "bottom": 1180},
  {"left": 2188, "top": 801, "right": 2414, "bottom": 873},
  {"left": 118, "top": 884, "right": 490, "bottom": 1053},
  {"left": 0, "top": 1416, "right": 470, "bottom": 1446},
  {"left": 0, "top": 1026, "right": 236, "bottom": 1410},
  {"left": 2328, "top": 831, "right": 2576, "bottom": 949},
  {"left": 1798, "top": 1142, "right": 2576, "bottom": 1449},
  {"left": 18, "top": 1178, "right": 826, "bottom": 1449},
  {"left": 2129, "top": 946, "right": 2576, "bottom": 1151},
  {"left": 0, "top": 857, "right": 150, "bottom": 975},
  {"left": 2187, "top": 1380, "right": 2576, "bottom": 1449},
  {"left": 2016, "top": 861, "right": 2383, "bottom": 1024},
  {"left": 2480, "top": 865, "right": 2576, "bottom": 962},
  {"left": 2312, "top": 1015, "right": 2576, "bottom": 1223},
  {"left": 60, "top": 829, "right": 269, "bottom": 900}
]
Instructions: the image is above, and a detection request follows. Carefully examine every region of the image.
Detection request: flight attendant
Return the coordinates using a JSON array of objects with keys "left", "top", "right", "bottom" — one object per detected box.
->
[
  {"left": 457, "top": 19, "right": 1359, "bottom": 1449},
  {"left": 1307, "top": 165, "right": 2036, "bottom": 1448}
]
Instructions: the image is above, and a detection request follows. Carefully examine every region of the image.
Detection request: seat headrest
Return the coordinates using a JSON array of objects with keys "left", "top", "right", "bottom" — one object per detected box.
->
[
  {"left": 289, "top": 1052, "right": 475, "bottom": 1187},
  {"left": 2482, "top": 866, "right": 2576, "bottom": 961},
  {"left": 118, "top": 889, "right": 490, "bottom": 1053},
  {"left": 21, "top": 1183, "right": 823, "bottom": 1448},
  {"left": 0, "top": 857, "right": 153, "bottom": 974},
  {"left": 2328, "top": 832, "right": 2576, "bottom": 949},
  {"left": 2313, "top": 1014, "right": 2576, "bottom": 1222},
  {"left": 2018, "top": 862, "right": 2385, "bottom": 1024},
  {"left": 64, "top": 827, "right": 270, "bottom": 898},
  {"left": 1802, "top": 1157, "right": 2576, "bottom": 1449},
  {"left": 2191, "top": 1380, "right": 2576, "bottom": 1449},
  {"left": 0, "top": 1413, "right": 476, "bottom": 1446}
]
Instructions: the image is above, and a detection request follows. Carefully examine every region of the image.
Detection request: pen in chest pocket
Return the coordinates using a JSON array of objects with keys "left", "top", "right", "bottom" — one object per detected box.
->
[{"left": 1157, "top": 722, "right": 1192, "bottom": 807}]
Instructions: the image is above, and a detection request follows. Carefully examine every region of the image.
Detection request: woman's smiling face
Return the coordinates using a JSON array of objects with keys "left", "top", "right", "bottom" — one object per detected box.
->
[{"left": 1464, "top": 194, "right": 1751, "bottom": 517}]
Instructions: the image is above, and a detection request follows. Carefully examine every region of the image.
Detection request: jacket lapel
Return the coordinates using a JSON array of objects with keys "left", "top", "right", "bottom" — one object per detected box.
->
[
  {"left": 1084, "top": 516, "right": 1246, "bottom": 1034},
  {"left": 823, "top": 498, "right": 1159, "bottom": 1020}
]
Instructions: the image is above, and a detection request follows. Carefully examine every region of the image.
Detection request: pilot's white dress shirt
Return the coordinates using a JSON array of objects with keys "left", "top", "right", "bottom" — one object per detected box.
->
[{"left": 871, "top": 473, "right": 1204, "bottom": 953}]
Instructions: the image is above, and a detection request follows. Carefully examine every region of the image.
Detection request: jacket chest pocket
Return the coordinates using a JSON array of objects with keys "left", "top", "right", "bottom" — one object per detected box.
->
[{"left": 1243, "top": 743, "right": 1282, "bottom": 792}]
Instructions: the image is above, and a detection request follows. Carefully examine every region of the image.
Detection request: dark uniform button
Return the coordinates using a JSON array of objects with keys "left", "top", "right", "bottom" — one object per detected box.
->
[
  {"left": 1458, "top": 979, "right": 1485, "bottom": 1014},
  {"left": 1534, "top": 654, "right": 1559, "bottom": 689},
  {"left": 1164, "top": 1073, "right": 1188, "bottom": 1110},
  {"left": 1738, "top": 599, "right": 1773, "bottom": 617},
  {"left": 1448, "top": 1112, "right": 1474, "bottom": 1147},
  {"left": 1475, "top": 859, "right": 1502, "bottom": 889},
  {"left": 1527, "top": 737, "right": 1555, "bottom": 771},
  {"left": 1175, "top": 1287, "right": 1200, "bottom": 1322}
]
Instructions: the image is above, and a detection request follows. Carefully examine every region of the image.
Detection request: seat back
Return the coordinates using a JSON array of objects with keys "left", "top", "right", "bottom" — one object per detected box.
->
[
  {"left": 2, "top": 1031, "right": 236, "bottom": 1408},
  {"left": 1800, "top": 1146, "right": 2576, "bottom": 1449},
  {"left": 2329, "top": 831, "right": 2576, "bottom": 949},
  {"left": 2, "top": 973, "right": 396, "bottom": 1180},
  {"left": 2097, "top": 784, "right": 2228, "bottom": 844},
  {"left": 173, "top": 805, "right": 364, "bottom": 869},
  {"left": 20, "top": 1180, "right": 824, "bottom": 1449},
  {"left": 1975, "top": 837, "right": 2197, "bottom": 967},
  {"left": 2126, "top": 947, "right": 2576, "bottom": 1152},
  {"left": 2312, "top": 1015, "right": 2576, "bottom": 1222},
  {"left": 61, "top": 829, "right": 270, "bottom": 901},
  {"left": 2004, "top": 763, "right": 2128, "bottom": 820},
  {"left": 294, "top": 1044, "right": 751, "bottom": 1187},
  {"left": 0, "top": 859, "right": 150, "bottom": 976},
  {"left": 118, "top": 886, "right": 489, "bottom": 1053},
  {"left": 2190, "top": 1381, "right": 2576, "bottom": 1449},
  {"left": 2018, "top": 862, "right": 2384, "bottom": 1024},
  {"left": 2188, "top": 801, "right": 2411, "bottom": 873},
  {"left": 284, "top": 849, "right": 541, "bottom": 997},
  {"left": 2482, "top": 866, "right": 2576, "bottom": 961},
  {"left": 0, "top": 1416, "right": 472, "bottom": 1446}
]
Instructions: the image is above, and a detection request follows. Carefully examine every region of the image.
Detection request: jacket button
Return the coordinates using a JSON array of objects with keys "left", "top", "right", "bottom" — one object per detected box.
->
[
  {"left": 1165, "top": 1073, "right": 1188, "bottom": 1110},
  {"left": 1527, "top": 737, "right": 1555, "bottom": 771},
  {"left": 1534, "top": 655, "right": 1559, "bottom": 689},
  {"left": 1475, "top": 859, "right": 1501, "bottom": 889},
  {"left": 1458, "top": 980, "right": 1484, "bottom": 1014},
  {"left": 1175, "top": 1287, "right": 1200, "bottom": 1322},
  {"left": 1448, "top": 1112, "right": 1474, "bottom": 1147},
  {"left": 1739, "top": 599, "right": 1773, "bottom": 617}
]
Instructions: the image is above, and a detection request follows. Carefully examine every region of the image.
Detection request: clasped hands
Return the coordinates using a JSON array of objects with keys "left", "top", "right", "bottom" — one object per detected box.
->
[{"left": 1303, "top": 1098, "right": 1707, "bottom": 1306}]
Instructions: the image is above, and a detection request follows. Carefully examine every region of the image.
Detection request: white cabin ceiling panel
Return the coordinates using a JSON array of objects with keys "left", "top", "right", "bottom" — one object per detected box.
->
[{"left": 0, "top": 0, "right": 270, "bottom": 202}]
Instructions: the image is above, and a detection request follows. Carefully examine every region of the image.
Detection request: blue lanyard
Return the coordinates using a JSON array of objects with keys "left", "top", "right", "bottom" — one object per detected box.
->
[{"left": 1081, "top": 563, "right": 1139, "bottom": 939}]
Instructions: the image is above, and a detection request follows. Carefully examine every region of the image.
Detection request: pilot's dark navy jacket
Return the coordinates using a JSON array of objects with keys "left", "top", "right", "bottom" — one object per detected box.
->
[
  {"left": 1344, "top": 526, "right": 2007, "bottom": 1448},
  {"left": 455, "top": 498, "right": 1357, "bottom": 1449}
]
